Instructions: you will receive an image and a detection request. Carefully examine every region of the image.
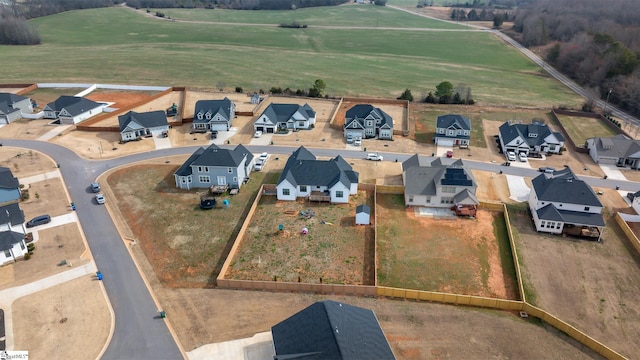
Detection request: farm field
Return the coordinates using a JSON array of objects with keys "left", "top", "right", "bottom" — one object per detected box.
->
[
  {"left": 0, "top": 7, "right": 582, "bottom": 107},
  {"left": 376, "top": 194, "right": 518, "bottom": 299},
  {"left": 556, "top": 114, "right": 618, "bottom": 147},
  {"left": 225, "top": 191, "right": 375, "bottom": 285},
  {"left": 508, "top": 205, "right": 640, "bottom": 359}
]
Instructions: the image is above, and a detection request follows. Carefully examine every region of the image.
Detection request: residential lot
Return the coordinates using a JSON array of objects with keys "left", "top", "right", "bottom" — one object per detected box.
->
[
  {"left": 509, "top": 206, "right": 640, "bottom": 358},
  {"left": 225, "top": 191, "right": 375, "bottom": 285},
  {"left": 376, "top": 194, "right": 518, "bottom": 299},
  {"left": 556, "top": 114, "right": 618, "bottom": 147}
]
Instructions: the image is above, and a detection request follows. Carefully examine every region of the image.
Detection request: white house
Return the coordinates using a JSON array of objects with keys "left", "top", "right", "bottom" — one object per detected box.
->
[
  {"left": 529, "top": 166, "right": 604, "bottom": 239},
  {"left": 498, "top": 121, "right": 565, "bottom": 156},
  {"left": 343, "top": 104, "right": 393, "bottom": 140},
  {"left": 0, "top": 179, "right": 27, "bottom": 266},
  {"left": 0, "top": 92, "right": 32, "bottom": 124},
  {"left": 586, "top": 134, "right": 640, "bottom": 169},
  {"left": 276, "top": 146, "right": 358, "bottom": 204},
  {"left": 254, "top": 103, "right": 316, "bottom": 134},
  {"left": 43, "top": 96, "right": 106, "bottom": 124},
  {"left": 118, "top": 110, "right": 169, "bottom": 141}
]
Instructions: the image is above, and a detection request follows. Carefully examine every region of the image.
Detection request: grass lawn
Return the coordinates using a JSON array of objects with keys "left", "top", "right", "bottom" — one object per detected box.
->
[
  {"left": 225, "top": 190, "right": 375, "bottom": 285},
  {"left": 107, "top": 164, "right": 278, "bottom": 287},
  {"left": 376, "top": 194, "right": 518, "bottom": 299},
  {"left": 556, "top": 115, "right": 618, "bottom": 147},
  {"left": 0, "top": 6, "right": 582, "bottom": 107}
]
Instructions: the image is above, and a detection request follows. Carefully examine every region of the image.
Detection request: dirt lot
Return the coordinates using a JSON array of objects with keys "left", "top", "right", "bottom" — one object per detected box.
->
[
  {"left": 472, "top": 170, "right": 514, "bottom": 203},
  {"left": 85, "top": 90, "right": 157, "bottom": 110},
  {"left": 0, "top": 147, "right": 56, "bottom": 178},
  {"left": 184, "top": 90, "right": 263, "bottom": 117},
  {"left": 376, "top": 194, "right": 518, "bottom": 299},
  {"left": 51, "top": 127, "right": 155, "bottom": 159},
  {"left": 225, "top": 191, "right": 375, "bottom": 285},
  {"left": 510, "top": 207, "right": 640, "bottom": 358},
  {"left": 12, "top": 276, "right": 110, "bottom": 360}
]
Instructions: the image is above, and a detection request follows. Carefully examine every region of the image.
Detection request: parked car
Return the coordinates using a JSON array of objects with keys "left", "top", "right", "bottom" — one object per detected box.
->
[
  {"left": 210, "top": 130, "right": 217, "bottom": 139},
  {"left": 518, "top": 152, "right": 527, "bottom": 162},
  {"left": 446, "top": 150, "right": 454, "bottom": 158},
  {"left": 91, "top": 182, "right": 101, "bottom": 193},
  {"left": 539, "top": 167, "right": 555, "bottom": 173},
  {"left": 95, "top": 193, "right": 105, "bottom": 204},
  {"left": 254, "top": 161, "right": 264, "bottom": 171},
  {"left": 254, "top": 131, "right": 263, "bottom": 138},
  {"left": 26, "top": 214, "right": 51, "bottom": 228},
  {"left": 367, "top": 153, "right": 383, "bottom": 161},
  {"left": 354, "top": 138, "right": 362, "bottom": 146},
  {"left": 346, "top": 135, "right": 354, "bottom": 144},
  {"left": 259, "top": 152, "right": 269, "bottom": 162},
  {"left": 506, "top": 151, "right": 517, "bottom": 161}
]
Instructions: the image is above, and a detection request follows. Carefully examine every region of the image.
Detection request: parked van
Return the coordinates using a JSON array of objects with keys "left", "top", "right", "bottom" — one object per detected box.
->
[{"left": 26, "top": 214, "right": 51, "bottom": 228}]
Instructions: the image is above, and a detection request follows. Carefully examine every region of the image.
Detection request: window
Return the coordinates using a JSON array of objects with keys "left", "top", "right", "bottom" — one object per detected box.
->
[
  {"left": 205, "top": 113, "right": 211, "bottom": 120},
  {"left": 20, "top": 242, "right": 25, "bottom": 250},
  {"left": 540, "top": 221, "right": 546, "bottom": 227},
  {"left": 228, "top": 168, "right": 233, "bottom": 173},
  {"left": 197, "top": 113, "right": 203, "bottom": 120},
  {"left": 336, "top": 191, "right": 344, "bottom": 198},
  {"left": 300, "top": 185, "right": 307, "bottom": 192},
  {"left": 4, "top": 249, "right": 10, "bottom": 258},
  {"left": 440, "top": 197, "right": 453, "bottom": 204},
  {"left": 181, "top": 178, "right": 186, "bottom": 183},
  {"left": 198, "top": 176, "right": 210, "bottom": 183},
  {"left": 197, "top": 166, "right": 209, "bottom": 173},
  {"left": 438, "top": 129, "right": 444, "bottom": 134},
  {"left": 584, "top": 207, "right": 590, "bottom": 211},
  {"left": 366, "top": 121, "right": 373, "bottom": 127},
  {"left": 283, "top": 188, "right": 290, "bottom": 196},
  {"left": 556, "top": 223, "right": 561, "bottom": 229},
  {"left": 408, "top": 195, "right": 414, "bottom": 203},
  {"left": 464, "top": 130, "right": 469, "bottom": 135},
  {"left": 442, "top": 186, "right": 456, "bottom": 193},
  {"left": 233, "top": 177, "right": 237, "bottom": 183},
  {"left": 426, "top": 197, "right": 431, "bottom": 204}
]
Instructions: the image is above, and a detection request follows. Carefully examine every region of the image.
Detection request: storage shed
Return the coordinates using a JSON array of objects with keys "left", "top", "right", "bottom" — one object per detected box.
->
[{"left": 355, "top": 204, "right": 370, "bottom": 225}]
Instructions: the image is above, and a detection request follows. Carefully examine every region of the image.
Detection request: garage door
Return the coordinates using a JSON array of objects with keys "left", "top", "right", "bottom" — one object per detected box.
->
[
  {"left": 210, "top": 123, "right": 227, "bottom": 132},
  {"left": 437, "top": 138, "right": 454, "bottom": 146},
  {"left": 266, "top": 127, "right": 274, "bottom": 133},
  {"left": 345, "top": 130, "right": 360, "bottom": 138}
]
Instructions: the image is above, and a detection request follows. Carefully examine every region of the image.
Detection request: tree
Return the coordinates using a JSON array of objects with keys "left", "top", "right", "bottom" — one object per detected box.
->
[
  {"left": 493, "top": 14, "right": 504, "bottom": 28},
  {"left": 397, "top": 89, "right": 414, "bottom": 102},
  {"left": 309, "top": 79, "right": 326, "bottom": 98},
  {"left": 435, "top": 81, "right": 454, "bottom": 99},
  {"left": 373, "top": 0, "right": 387, "bottom": 5},
  {"left": 424, "top": 92, "right": 436, "bottom": 103}
]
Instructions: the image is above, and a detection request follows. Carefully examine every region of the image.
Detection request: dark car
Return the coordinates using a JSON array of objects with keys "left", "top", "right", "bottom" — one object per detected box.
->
[
  {"left": 539, "top": 167, "right": 555, "bottom": 173},
  {"left": 26, "top": 214, "right": 51, "bottom": 228}
]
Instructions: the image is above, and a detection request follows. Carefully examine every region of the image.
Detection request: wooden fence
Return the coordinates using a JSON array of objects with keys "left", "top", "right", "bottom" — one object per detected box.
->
[
  {"left": 614, "top": 212, "right": 640, "bottom": 255},
  {"left": 217, "top": 278, "right": 376, "bottom": 296},
  {"left": 375, "top": 185, "right": 404, "bottom": 194},
  {"left": 551, "top": 108, "right": 629, "bottom": 153}
]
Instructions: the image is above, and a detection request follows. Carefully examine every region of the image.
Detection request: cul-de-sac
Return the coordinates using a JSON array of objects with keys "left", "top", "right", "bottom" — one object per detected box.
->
[{"left": 1, "top": 0, "right": 640, "bottom": 359}]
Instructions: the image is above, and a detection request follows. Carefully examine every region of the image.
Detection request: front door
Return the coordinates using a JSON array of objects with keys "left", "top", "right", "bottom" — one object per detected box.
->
[{"left": 217, "top": 176, "right": 226, "bottom": 186}]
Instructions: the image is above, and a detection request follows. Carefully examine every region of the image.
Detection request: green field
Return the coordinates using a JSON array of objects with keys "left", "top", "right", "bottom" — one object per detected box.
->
[
  {"left": 556, "top": 115, "right": 618, "bottom": 146},
  {"left": 0, "top": 6, "right": 582, "bottom": 107}
]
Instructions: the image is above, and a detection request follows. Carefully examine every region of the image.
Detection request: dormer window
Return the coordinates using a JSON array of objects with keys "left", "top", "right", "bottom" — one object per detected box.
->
[
  {"left": 197, "top": 113, "right": 203, "bottom": 120},
  {"left": 205, "top": 112, "right": 212, "bottom": 120}
]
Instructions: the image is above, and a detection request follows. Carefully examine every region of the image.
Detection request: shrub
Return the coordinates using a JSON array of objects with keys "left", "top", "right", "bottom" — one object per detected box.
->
[
  {"left": 27, "top": 243, "right": 35, "bottom": 252},
  {"left": 235, "top": 86, "right": 243, "bottom": 93},
  {"left": 24, "top": 253, "right": 31, "bottom": 260}
]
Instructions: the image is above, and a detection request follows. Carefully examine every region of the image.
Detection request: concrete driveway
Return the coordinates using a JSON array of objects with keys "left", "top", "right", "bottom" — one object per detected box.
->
[
  {"left": 152, "top": 130, "right": 172, "bottom": 150},
  {"left": 249, "top": 133, "right": 273, "bottom": 146},
  {"left": 506, "top": 174, "right": 531, "bottom": 202},
  {"left": 436, "top": 144, "right": 452, "bottom": 157},
  {"left": 598, "top": 163, "right": 627, "bottom": 180}
]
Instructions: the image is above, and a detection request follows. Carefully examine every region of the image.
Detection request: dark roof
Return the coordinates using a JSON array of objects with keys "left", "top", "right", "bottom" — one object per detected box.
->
[
  {"left": 271, "top": 300, "right": 395, "bottom": 360},
  {"left": 401, "top": 154, "right": 430, "bottom": 171},
  {"left": 531, "top": 167, "right": 602, "bottom": 207},
  {"left": 356, "top": 204, "right": 371, "bottom": 214},
  {"left": 45, "top": 96, "right": 103, "bottom": 116},
  {"left": 587, "top": 134, "right": 640, "bottom": 159},
  {"left": 0, "top": 230, "right": 24, "bottom": 251},
  {"left": 193, "top": 98, "right": 234, "bottom": 124},
  {"left": 0, "top": 203, "right": 25, "bottom": 226},
  {"left": 499, "top": 121, "right": 565, "bottom": 148},
  {"left": 0, "top": 167, "right": 20, "bottom": 189},
  {"left": 344, "top": 104, "right": 393, "bottom": 129},
  {"left": 536, "top": 204, "right": 605, "bottom": 227},
  {"left": 436, "top": 114, "right": 471, "bottom": 130},
  {"left": 278, "top": 147, "right": 358, "bottom": 189},
  {"left": 0, "top": 93, "right": 28, "bottom": 115},
  {"left": 174, "top": 148, "right": 205, "bottom": 177},
  {"left": 174, "top": 144, "right": 253, "bottom": 177},
  {"left": 403, "top": 158, "right": 475, "bottom": 197},
  {"left": 118, "top": 110, "right": 168, "bottom": 131},
  {"left": 259, "top": 103, "right": 315, "bottom": 124}
]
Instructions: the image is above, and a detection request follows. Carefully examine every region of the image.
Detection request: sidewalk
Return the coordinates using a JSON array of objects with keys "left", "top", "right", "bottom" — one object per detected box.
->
[{"left": 18, "top": 170, "right": 61, "bottom": 185}]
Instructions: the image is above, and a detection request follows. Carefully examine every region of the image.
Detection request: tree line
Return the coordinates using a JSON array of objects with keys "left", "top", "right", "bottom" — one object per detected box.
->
[
  {"left": 126, "top": 0, "right": 349, "bottom": 10},
  {"left": 511, "top": 0, "right": 640, "bottom": 116}
]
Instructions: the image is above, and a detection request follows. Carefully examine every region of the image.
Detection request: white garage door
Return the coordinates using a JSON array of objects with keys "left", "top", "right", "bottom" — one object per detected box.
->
[
  {"left": 437, "top": 138, "right": 454, "bottom": 146},
  {"left": 210, "top": 123, "right": 227, "bottom": 131}
]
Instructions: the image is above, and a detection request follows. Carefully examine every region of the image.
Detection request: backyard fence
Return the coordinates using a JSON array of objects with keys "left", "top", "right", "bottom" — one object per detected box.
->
[
  {"left": 216, "top": 278, "right": 376, "bottom": 296},
  {"left": 374, "top": 185, "right": 404, "bottom": 194},
  {"left": 550, "top": 108, "right": 629, "bottom": 153},
  {"left": 614, "top": 212, "right": 640, "bottom": 256}
]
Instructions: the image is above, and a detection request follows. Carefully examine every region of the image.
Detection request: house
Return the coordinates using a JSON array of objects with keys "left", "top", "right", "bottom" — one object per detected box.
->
[
  {"left": 355, "top": 204, "right": 370, "bottom": 225},
  {"left": 118, "top": 110, "right": 169, "bottom": 141},
  {"left": 192, "top": 98, "right": 236, "bottom": 132},
  {"left": 434, "top": 114, "right": 471, "bottom": 146},
  {"left": 628, "top": 190, "right": 640, "bottom": 214},
  {"left": 0, "top": 230, "right": 28, "bottom": 266},
  {"left": 43, "top": 96, "right": 106, "bottom": 124},
  {"left": 529, "top": 166, "right": 605, "bottom": 240},
  {"left": 276, "top": 146, "right": 358, "bottom": 204},
  {"left": 250, "top": 93, "right": 261, "bottom": 105},
  {"left": 271, "top": 300, "right": 396, "bottom": 360},
  {"left": 0, "top": 167, "right": 21, "bottom": 205},
  {"left": 0, "top": 92, "right": 32, "bottom": 124},
  {"left": 344, "top": 104, "right": 393, "bottom": 140},
  {"left": 401, "top": 154, "right": 478, "bottom": 209},
  {"left": 174, "top": 144, "right": 254, "bottom": 190},
  {"left": 586, "top": 134, "right": 640, "bottom": 169},
  {"left": 254, "top": 103, "right": 316, "bottom": 133},
  {"left": 498, "top": 121, "right": 565, "bottom": 156}
]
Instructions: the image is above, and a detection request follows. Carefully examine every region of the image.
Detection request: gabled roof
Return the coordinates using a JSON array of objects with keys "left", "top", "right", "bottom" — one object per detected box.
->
[
  {"left": 174, "top": 144, "right": 252, "bottom": 177},
  {"left": 499, "top": 121, "right": 565, "bottom": 147},
  {"left": 174, "top": 148, "right": 205, "bottom": 177},
  {"left": 403, "top": 158, "right": 474, "bottom": 196},
  {"left": 0, "top": 230, "right": 24, "bottom": 251},
  {"left": 356, "top": 204, "right": 371, "bottom": 214},
  {"left": 0, "top": 93, "right": 28, "bottom": 115},
  {"left": 453, "top": 189, "right": 479, "bottom": 205},
  {"left": 344, "top": 104, "right": 393, "bottom": 129},
  {"left": 0, "top": 203, "right": 25, "bottom": 226},
  {"left": 588, "top": 134, "right": 640, "bottom": 159},
  {"left": 193, "top": 98, "right": 234, "bottom": 123},
  {"left": 258, "top": 103, "right": 316, "bottom": 124},
  {"left": 401, "top": 154, "right": 430, "bottom": 171},
  {"left": 531, "top": 167, "right": 602, "bottom": 207},
  {"left": 536, "top": 204, "right": 605, "bottom": 227},
  {"left": 271, "top": 300, "right": 395, "bottom": 360},
  {"left": 0, "top": 167, "right": 20, "bottom": 190},
  {"left": 118, "top": 110, "right": 168, "bottom": 132},
  {"left": 277, "top": 146, "right": 358, "bottom": 189},
  {"left": 45, "top": 96, "right": 103, "bottom": 116},
  {"left": 436, "top": 114, "right": 471, "bottom": 130}
]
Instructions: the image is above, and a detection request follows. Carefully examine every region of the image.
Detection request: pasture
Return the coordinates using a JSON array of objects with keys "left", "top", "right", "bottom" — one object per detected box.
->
[{"left": 0, "top": 6, "right": 583, "bottom": 107}]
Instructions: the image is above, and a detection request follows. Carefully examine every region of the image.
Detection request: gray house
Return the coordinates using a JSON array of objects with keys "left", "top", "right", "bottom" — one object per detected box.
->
[
  {"left": 434, "top": 114, "right": 471, "bottom": 146},
  {"left": 402, "top": 154, "right": 478, "bottom": 208},
  {"left": 276, "top": 146, "right": 358, "bottom": 204},
  {"left": 586, "top": 134, "right": 640, "bottom": 169},
  {"left": 0, "top": 167, "right": 21, "bottom": 205},
  {"left": 43, "top": 96, "right": 106, "bottom": 124},
  {"left": 174, "top": 144, "right": 254, "bottom": 190},
  {"left": 498, "top": 121, "right": 565, "bottom": 156},
  {"left": 254, "top": 103, "right": 316, "bottom": 133},
  {"left": 344, "top": 104, "right": 393, "bottom": 140},
  {"left": 118, "top": 110, "right": 169, "bottom": 141},
  {"left": 0, "top": 93, "right": 32, "bottom": 124},
  {"left": 0, "top": 169, "right": 27, "bottom": 266},
  {"left": 193, "top": 98, "right": 236, "bottom": 132},
  {"left": 271, "top": 300, "right": 396, "bottom": 360}
]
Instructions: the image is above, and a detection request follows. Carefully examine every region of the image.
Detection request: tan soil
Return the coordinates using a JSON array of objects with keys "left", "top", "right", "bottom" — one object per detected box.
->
[
  {"left": 0, "top": 147, "right": 56, "bottom": 178},
  {"left": 472, "top": 170, "right": 514, "bottom": 203},
  {"left": 85, "top": 90, "right": 155, "bottom": 109}
]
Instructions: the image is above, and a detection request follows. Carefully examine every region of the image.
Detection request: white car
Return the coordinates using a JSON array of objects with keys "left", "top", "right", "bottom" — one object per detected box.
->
[
  {"left": 95, "top": 193, "right": 105, "bottom": 204},
  {"left": 259, "top": 152, "right": 268, "bottom": 162},
  {"left": 254, "top": 161, "right": 264, "bottom": 171},
  {"left": 367, "top": 153, "right": 383, "bottom": 161},
  {"left": 354, "top": 138, "right": 362, "bottom": 146},
  {"left": 518, "top": 152, "right": 527, "bottom": 162},
  {"left": 506, "top": 151, "right": 517, "bottom": 161},
  {"left": 254, "top": 131, "right": 263, "bottom": 138}
]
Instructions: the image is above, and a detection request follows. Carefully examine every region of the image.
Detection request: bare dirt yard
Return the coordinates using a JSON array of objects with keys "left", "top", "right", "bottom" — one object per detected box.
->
[
  {"left": 225, "top": 191, "right": 375, "bottom": 285},
  {"left": 472, "top": 170, "right": 514, "bottom": 203},
  {"left": 376, "top": 194, "right": 518, "bottom": 299},
  {"left": 509, "top": 206, "right": 640, "bottom": 359},
  {"left": 85, "top": 90, "right": 157, "bottom": 110},
  {"left": 0, "top": 147, "right": 55, "bottom": 178},
  {"left": 51, "top": 127, "right": 155, "bottom": 159}
]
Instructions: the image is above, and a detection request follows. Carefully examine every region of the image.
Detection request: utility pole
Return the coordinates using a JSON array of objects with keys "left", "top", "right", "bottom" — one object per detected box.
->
[{"left": 604, "top": 88, "right": 613, "bottom": 115}]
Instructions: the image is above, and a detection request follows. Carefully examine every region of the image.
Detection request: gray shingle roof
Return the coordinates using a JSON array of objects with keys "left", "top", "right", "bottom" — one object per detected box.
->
[
  {"left": 0, "top": 203, "right": 25, "bottom": 226},
  {"left": 356, "top": 204, "right": 371, "bottom": 215},
  {"left": 344, "top": 104, "right": 393, "bottom": 129},
  {"left": 193, "top": 98, "right": 233, "bottom": 123},
  {"left": 278, "top": 146, "right": 358, "bottom": 189},
  {"left": 588, "top": 134, "right": 640, "bottom": 159},
  {"left": 531, "top": 167, "right": 602, "bottom": 207},
  {"left": 0, "top": 93, "right": 28, "bottom": 115},
  {"left": 118, "top": 110, "right": 168, "bottom": 131},
  {"left": 271, "top": 300, "right": 395, "bottom": 360},
  {"left": 259, "top": 103, "right": 315, "bottom": 125},
  {"left": 403, "top": 158, "right": 475, "bottom": 197},
  {"left": 436, "top": 114, "right": 471, "bottom": 130},
  {"left": 174, "top": 144, "right": 253, "bottom": 177},
  {"left": 0, "top": 167, "right": 20, "bottom": 189},
  {"left": 536, "top": 204, "right": 605, "bottom": 227},
  {"left": 46, "top": 96, "right": 103, "bottom": 116},
  {"left": 0, "top": 230, "right": 24, "bottom": 251},
  {"left": 499, "top": 121, "right": 565, "bottom": 147}
]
